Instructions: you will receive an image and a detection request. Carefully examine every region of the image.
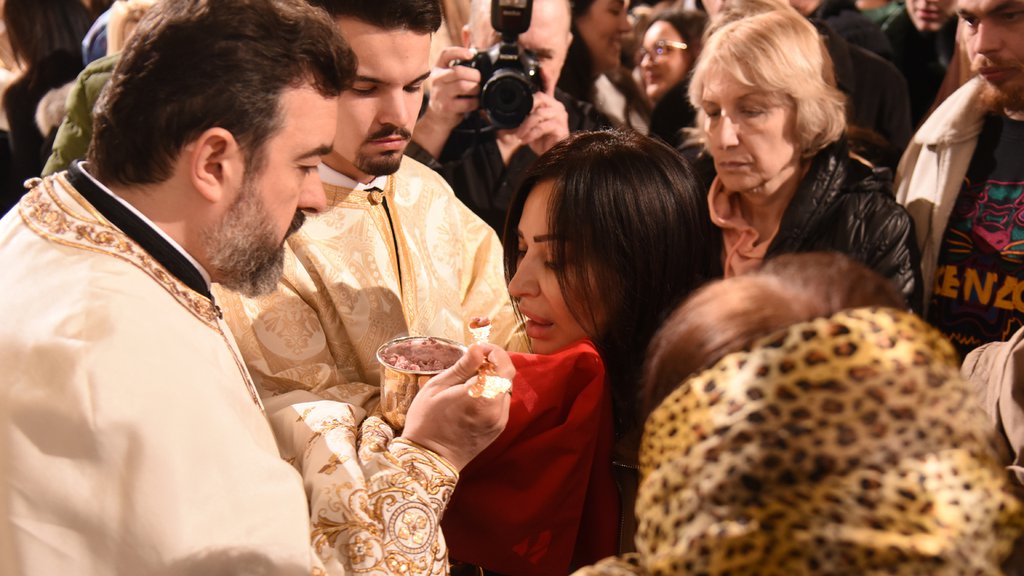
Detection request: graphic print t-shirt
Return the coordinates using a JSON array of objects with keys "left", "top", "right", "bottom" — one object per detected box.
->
[{"left": 928, "top": 114, "right": 1024, "bottom": 359}]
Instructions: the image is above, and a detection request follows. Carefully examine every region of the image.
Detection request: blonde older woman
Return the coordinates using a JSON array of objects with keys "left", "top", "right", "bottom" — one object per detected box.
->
[{"left": 688, "top": 9, "right": 920, "bottom": 310}]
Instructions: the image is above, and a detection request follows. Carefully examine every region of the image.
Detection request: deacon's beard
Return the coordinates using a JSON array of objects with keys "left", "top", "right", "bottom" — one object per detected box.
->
[
  {"left": 355, "top": 150, "right": 404, "bottom": 176},
  {"left": 204, "top": 177, "right": 305, "bottom": 297},
  {"left": 354, "top": 124, "right": 412, "bottom": 176}
]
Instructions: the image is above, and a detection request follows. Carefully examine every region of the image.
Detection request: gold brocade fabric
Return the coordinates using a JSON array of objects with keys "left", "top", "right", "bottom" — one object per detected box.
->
[
  {"left": 575, "top": 308, "right": 1024, "bottom": 575},
  {"left": 267, "top": 391, "right": 459, "bottom": 575},
  {"left": 20, "top": 173, "right": 220, "bottom": 327},
  {"left": 215, "top": 158, "right": 523, "bottom": 411}
]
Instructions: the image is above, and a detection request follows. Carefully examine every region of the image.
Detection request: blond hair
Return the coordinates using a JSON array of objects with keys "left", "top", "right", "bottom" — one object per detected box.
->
[
  {"left": 106, "top": 0, "right": 157, "bottom": 56},
  {"left": 688, "top": 9, "right": 846, "bottom": 157}
]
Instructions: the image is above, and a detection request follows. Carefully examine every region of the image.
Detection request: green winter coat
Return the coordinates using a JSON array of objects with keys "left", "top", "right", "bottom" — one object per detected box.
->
[{"left": 42, "top": 53, "right": 119, "bottom": 176}]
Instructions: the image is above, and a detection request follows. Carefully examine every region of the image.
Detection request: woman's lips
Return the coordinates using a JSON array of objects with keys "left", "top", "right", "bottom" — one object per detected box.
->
[
  {"left": 525, "top": 320, "right": 553, "bottom": 339},
  {"left": 608, "top": 40, "right": 622, "bottom": 62},
  {"left": 520, "top": 311, "right": 554, "bottom": 339},
  {"left": 717, "top": 160, "right": 750, "bottom": 171}
]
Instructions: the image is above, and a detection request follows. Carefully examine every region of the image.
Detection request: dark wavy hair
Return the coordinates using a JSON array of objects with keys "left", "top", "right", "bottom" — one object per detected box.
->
[
  {"left": 503, "top": 129, "right": 719, "bottom": 435},
  {"left": 3, "top": 0, "right": 91, "bottom": 69},
  {"left": 558, "top": 0, "right": 649, "bottom": 128},
  {"left": 556, "top": 32, "right": 595, "bottom": 103},
  {"left": 88, "top": 0, "right": 356, "bottom": 187},
  {"left": 306, "top": 0, "right": 443, "bottom": 33}
]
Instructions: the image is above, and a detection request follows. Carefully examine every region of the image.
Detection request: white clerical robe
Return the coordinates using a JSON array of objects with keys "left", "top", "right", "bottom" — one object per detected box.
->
[
  {"left": 0, "top": 170, "right": 461, "bottom": 575},
  {"left": 215, "top": 157, "right": 524, "bottom": 409}
]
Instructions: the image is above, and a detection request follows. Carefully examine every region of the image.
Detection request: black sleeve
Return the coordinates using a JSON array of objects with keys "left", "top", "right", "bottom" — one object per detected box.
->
[
  {"left": 862, "top": 194, "right": 925, "bottom": 313},
  {"left": 4, "top": 79, "right": 46, "bottom": 196}
]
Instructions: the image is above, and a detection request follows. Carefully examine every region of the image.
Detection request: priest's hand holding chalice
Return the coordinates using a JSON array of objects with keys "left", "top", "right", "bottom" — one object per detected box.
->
[{"left": 377, "top": 318, "right": 514, "bottom": 471}]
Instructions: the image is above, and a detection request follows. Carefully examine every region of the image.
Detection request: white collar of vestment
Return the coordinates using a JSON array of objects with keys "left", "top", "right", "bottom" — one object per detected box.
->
[
  {"left": 77, "top": 163, "right": 213, "bottom": 287},
  {"left": 317, "top": 163, "right": 387, "bottom": 191}
]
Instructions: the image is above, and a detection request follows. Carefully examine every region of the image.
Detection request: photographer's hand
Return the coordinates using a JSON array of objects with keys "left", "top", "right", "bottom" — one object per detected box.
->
[
  {"left": 514, "top": 90, "right": 570, "bottom": 157},
  {"left": 411, "top": 46, "right": 481, "bottom": 159}
]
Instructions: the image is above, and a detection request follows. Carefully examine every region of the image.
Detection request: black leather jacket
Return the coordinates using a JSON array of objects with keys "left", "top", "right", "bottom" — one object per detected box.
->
[{"left": 694, "top": 137, "right": 923, "bottom": 312}]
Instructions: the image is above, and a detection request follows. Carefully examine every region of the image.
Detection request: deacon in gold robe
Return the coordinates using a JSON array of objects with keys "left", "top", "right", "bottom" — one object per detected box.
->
[
  {"left": 215, "top": 158, "right": 523, "bottom": 408},
  {"left": 215, "top": 0, "right": 525, "bottom": 413}
]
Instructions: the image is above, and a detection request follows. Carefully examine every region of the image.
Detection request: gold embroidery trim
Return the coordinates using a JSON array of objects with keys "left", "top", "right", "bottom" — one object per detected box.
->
[
  {"left": 21, "top": 174, "right": 219, "bottom": 327},
  {"left": 19, "top": 174, "right": 264, "bottom": 410}
]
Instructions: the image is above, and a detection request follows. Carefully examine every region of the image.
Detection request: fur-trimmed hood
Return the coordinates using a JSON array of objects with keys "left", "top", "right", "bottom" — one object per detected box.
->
[{"left": 35, "top": 81, "right": 73, "bottom": 138}]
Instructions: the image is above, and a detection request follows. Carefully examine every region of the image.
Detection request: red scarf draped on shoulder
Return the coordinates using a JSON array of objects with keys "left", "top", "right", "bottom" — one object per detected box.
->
[{"left": 442, "top": 340, "right": 620, "bottom": 575}]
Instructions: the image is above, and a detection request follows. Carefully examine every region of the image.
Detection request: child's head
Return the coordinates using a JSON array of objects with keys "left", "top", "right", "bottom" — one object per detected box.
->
[{"left": 642, "top": 251, "right": 905, "bottom": 416}]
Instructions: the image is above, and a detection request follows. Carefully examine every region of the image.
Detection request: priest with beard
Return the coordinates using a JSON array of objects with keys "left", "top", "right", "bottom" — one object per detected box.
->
[{"left": 0, "top": 1, "right": 513, "bottom": 574}]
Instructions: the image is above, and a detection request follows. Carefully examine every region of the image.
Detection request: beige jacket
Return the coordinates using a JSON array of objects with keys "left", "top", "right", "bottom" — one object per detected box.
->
[
  {"left": 962, "top": 327, "right": 1024, "bottom": 485},
  {"left": 895, "top": 77, "right": 987, "bottom": 313}
]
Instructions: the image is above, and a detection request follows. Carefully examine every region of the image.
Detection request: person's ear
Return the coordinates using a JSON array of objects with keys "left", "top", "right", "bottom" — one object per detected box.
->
[{"left": 188, "top": 127, "right": 243, "bottom": 205}]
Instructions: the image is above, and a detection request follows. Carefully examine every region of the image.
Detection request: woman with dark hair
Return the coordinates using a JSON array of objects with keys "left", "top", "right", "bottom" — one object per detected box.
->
[
  {"left": 442, "top": 129, "right": 718, "bottom": 575},
  {"left": 504, "top": 128, "right": 717, "bottom": 550},
  {"left": 574, "top": 252, "right": 1024, "bottom": 575},
  {"left": 2, "top": 0, "right": 90, "bottom": 212},
  {"left": 639, "top": 7, "right": 707, "bottom": 147},
  {"left": 504, "top": 128, "right": 718, "bottom": 415},
  {"left": 558, "top": 0, "right": 650, "bottom": 130}
]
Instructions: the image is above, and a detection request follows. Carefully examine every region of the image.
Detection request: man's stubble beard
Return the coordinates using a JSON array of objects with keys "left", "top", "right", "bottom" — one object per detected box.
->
[
  {"left": 204, "top": 176, "right": 305, "bottom": 297},
  {"left": 354, "top": 124, "right": 412, "bottom": 176},
  {"left": 355, "top": 150, "right": 404, "bottom": 176}
]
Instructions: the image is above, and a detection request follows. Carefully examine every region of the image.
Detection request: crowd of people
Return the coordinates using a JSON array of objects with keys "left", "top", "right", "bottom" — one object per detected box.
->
[{"left": 2, "top": 0, "right": 1024, "bottom": 574}]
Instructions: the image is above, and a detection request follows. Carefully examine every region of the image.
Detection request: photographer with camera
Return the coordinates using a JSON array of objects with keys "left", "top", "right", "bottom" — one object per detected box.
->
[{"left": 406, "top": 0, "right": 608, "bottom": 235}]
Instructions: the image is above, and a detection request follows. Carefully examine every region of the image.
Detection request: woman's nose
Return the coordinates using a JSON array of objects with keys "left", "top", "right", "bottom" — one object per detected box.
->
[
  {"left": 717, "top": 115, "right": 740, "bottom": 147},
  {"left": 508, "top": 263, "right": 538, "bottom": 299}
]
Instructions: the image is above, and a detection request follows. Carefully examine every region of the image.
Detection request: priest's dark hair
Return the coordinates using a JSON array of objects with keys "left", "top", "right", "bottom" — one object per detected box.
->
[
  {"left": 88, "top": 0, "right": 355, "bottom": 187},
  {"left": 502, "top": 129, "right": 720, "bottom": 437},
  {"left": 306, "top": 0, "right": 443, "bottom": 34}
]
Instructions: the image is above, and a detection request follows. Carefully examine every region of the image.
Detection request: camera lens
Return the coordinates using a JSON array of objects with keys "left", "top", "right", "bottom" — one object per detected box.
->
[{"left": 481, "top": 68, "right": 535, "bottom": 129}]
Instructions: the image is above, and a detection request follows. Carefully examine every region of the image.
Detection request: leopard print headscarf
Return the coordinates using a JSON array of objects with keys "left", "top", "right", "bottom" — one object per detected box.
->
[{"left": 576, "top": 308, "right": 1024, "bottom": 575}]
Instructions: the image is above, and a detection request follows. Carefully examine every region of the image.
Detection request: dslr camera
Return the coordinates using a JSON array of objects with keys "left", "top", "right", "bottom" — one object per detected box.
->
[{"left": 457, "top": 0, "right": 541, "bottom": 129}]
